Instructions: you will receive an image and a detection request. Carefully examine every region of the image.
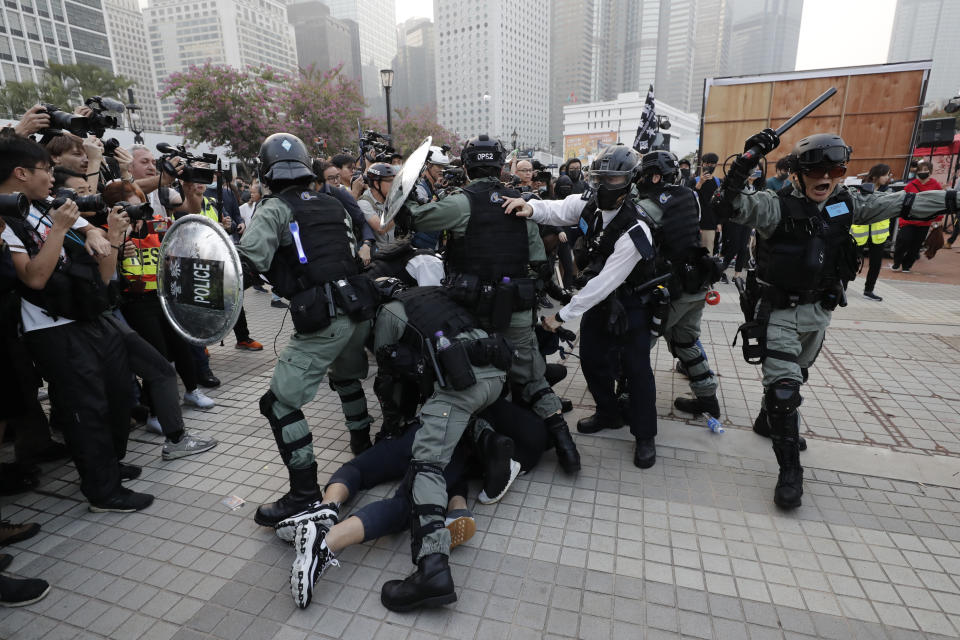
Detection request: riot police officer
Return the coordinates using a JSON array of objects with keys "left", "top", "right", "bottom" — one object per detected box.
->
[
  {"left": 404, "top": 135, "right": 581, "bottom": 473},
  {"left": 505, "top": 144, "right": 662, "bottom": 469},
  {"left": 238, "top": 133, "right": 379, "bottom": 527},
  {"left": 715, "top": 130, "right": 956, "bottom": 509},
  {"left": 635, "top": 151, "right": 721, "bottom": 419}
]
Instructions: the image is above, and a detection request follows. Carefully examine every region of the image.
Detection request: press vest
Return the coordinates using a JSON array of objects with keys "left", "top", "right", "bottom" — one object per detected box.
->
[
  {"left": 2, "top": 212, "right": 109, "bottom": 321},
  {"left": 756, "top": 187, "right": 856, "bottom": 293},
  {"left": 850, "top": 220, "right": 890, "bottom": 246},
  {"left": 265, "top": 188, "right": 358, "bottom": 299},
  {"left": 122, "top": 218, "right": 163, "bottom": 292},
  {"left": 578, "top": 199, "right": 657, "bottom": 290},
  {"left": 445, "top": 180, "right": 528, "bottom": 283}
]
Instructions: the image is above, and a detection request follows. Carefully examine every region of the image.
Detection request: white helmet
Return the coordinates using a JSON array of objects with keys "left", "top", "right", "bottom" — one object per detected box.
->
[{"left": 426, "top": 146, "right": 450, "bottom": 166}]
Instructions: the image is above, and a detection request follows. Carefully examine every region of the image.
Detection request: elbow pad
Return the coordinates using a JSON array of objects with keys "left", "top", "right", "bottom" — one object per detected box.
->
[
  {"left": 946, "top": 189, "right": 957, "bottom": 215},
  {"left": 899, "top": 192, "right": 917, "bottom": 219}
]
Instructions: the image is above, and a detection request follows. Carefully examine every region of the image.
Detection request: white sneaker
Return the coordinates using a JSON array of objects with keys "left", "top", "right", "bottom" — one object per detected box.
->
[
  {"left": 183, "top": 389, "right": 215, "bottom": 409},
  {"left": 145, "top": 415, "right": 163, "bottom": 435},
  {"left": 162, "top": 431, "right": 218, "bottom": 460}
]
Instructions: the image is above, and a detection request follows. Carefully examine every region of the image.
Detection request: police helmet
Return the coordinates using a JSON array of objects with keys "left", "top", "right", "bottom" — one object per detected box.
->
[
  {"left": 366, "top": 162, "right": 398, "bottom": 181},
  {"left": 639, "top": 150, "right": 680, "bottom": 182},
  {"left": 257, "top": 133, "right": 314, "bottom": 184},
  {"left": 426, "top": 146, "right": 451, "bottom": 167},
  {"left": 789, "top": 133, "right": 851, "bottom": 172},
  {"left": 460, "top": 135, "right": 506, "bottom": 171},
  {"left": 586, "top": 144, "right": 641, "bottom": 208}
]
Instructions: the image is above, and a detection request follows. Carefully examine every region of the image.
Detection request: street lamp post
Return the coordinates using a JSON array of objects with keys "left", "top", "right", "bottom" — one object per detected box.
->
[
  {"left": 482, "top": 93, "right": 490, "bottom": 135},
  {"left": 511, "top": 128, "right": 518, "bottom": 150},
  {"left": 126, "top": 88, "right": 143, "bottom": 145},
  {"left": 380, "top": 69, "right": 394, "bottom": 138}
]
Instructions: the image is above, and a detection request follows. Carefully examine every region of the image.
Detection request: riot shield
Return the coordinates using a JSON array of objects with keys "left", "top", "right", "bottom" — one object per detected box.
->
[
  {"left": 381, "top": 136, "right": 431, "bottom": 227},
  {"left": 157, "top": 214, "right": 244, "bottom": 346}
]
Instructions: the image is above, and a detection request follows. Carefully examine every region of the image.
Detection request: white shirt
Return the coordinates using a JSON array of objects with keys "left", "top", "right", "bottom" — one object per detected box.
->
[
  {"left": 358, "top": 192, "right": 395, "bottom": 248},
  {"left": 1, "top": 204, "right": 90, "bottom": 332},
  {"left": 529, "top": 194, "right": 654, "bottom": 322},
  {"left": 239, "top": 201, "right": 257, "bottom": 227}
]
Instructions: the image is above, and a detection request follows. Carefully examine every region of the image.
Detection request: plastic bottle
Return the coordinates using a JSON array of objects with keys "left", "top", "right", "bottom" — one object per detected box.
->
[{"left": 434, "top": 330, "right": 452, "bottom": 351}]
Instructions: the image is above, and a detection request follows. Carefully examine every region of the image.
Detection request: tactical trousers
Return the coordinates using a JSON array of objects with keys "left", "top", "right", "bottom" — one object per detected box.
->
[
  {"left": 761, "top": 304, "right": 828, "bottom": 390},
  {"left": 267, "top": 313, "right": 371, "bottom": 470},
  {"left": 494, "top": 320, "right": 562, "bottom": 418},
  {"left": 411, "top": 363, "right": 504, "bottom": 560},
  {"left": 659, "top": 293, "right": 717, "bottom": 398}
]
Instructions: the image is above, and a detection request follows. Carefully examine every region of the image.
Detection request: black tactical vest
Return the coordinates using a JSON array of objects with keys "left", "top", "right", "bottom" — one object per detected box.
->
[
  {"left": 2, "top": 213, "right": 109, "bottom": 321},
  {"left": 266, "top": 189, "right": 359, "bottom": 298},
  {"left": 578, "top": 199, "right": 657, "bottom": 289},
  {"left": 757, "top": 187, "right": 856, "bottom": 292},
  {"left": 396, "top": 286, "right": 475, "bottom": 347},
  {"left": 445, "top": 180, "right": 529, "bottom": 282},
  {"left": 654, "top": 185, "right": 702, "bottom": 262}
]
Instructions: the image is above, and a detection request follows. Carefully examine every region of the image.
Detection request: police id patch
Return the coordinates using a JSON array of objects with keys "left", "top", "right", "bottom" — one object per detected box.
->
[
  {"left": 659, "top": 192, "right": 671, "bottom": 204},
  {"left": 825, "top": 201, "right": 850, "bottom": 217},
  {"left": 490, "top": 191, "right": 504, "bottom": 204}
]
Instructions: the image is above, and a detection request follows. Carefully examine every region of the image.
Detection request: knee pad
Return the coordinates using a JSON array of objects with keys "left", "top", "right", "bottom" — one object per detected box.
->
[
  {"left": 259, "top": 390, "right": 277, "bottom": 419},
  {"left": 764, "top": 379, "right": 802, "bottom": 416},
  {"left": 406, "top": 461, "right": 447, "bottom": 563},
  {"left": 260, "top": 390, "right": 308, "bottom": 465}
]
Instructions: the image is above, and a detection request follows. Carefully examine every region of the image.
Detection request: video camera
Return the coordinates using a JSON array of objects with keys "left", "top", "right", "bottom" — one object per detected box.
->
[
  {"left": 360, "top": 130, "right": 395, "bottom": 163},
  {"left": 38, "top": 96, "right": 125, "bottom": 139},
  {"left": 156, "top": 142, "right": 218, "bottom": 184}
]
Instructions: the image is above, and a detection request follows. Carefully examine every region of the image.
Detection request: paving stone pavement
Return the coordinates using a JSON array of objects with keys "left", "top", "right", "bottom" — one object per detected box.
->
[{"left": 2, "top": 278, "right": 960, "bottom": 640}]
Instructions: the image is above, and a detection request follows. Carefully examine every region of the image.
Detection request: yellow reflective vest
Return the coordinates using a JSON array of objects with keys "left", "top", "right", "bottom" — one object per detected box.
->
[{"left": 850, "top": 219, "right": 889, "bottom": 246}]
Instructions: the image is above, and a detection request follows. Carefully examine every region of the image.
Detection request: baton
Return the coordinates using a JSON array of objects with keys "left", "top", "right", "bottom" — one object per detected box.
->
[{"left": 741, "top": 87, "right": 837, "bottom": 164}]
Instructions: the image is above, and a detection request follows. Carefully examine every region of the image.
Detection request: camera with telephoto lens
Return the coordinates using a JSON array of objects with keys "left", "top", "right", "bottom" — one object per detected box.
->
[
  {"left": 115, "top": 200, "right": 154, "bottom": 221},
  {"left": 51, "top": 189, "right": 106, "bottom": 214},
  {"left": 155, "top": 142, "right": 217, "bottom": 184},
  {"left": 38, "top": 103, "right": 89, "bottom": 138},
  {"left": 0, "top": 193, "right": 29, "bottom": 218},
  {"left": 360, "top": 130, "right": 395, "bottom": 163},
  {"left": 84, "top": 96, "right": 125, "bottom": 138},
  {"left": 441, "top": 166, "right": 466, "bottom": 187}
]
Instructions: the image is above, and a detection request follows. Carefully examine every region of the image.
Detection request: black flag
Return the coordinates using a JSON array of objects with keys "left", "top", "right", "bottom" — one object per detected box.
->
[{"left": 632, "top": 84, "right": 659, "bottom": 154}]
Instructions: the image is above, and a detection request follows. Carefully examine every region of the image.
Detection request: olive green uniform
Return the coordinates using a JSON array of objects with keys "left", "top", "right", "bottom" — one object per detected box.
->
[
  {"left": 374, "top": 300, "right": 505, "bottom": 559},
  {"left": 731, "top": 184, "right": 948, "bottom": 389},
  {"left": 406, "top": 177, "right": 561, "bottom": 417},
  {"left": 639, "top": 196, "right": 717, "bottom": 397},
  {"left": 239, "top": 195, "right": 372, "bottom": 470}
]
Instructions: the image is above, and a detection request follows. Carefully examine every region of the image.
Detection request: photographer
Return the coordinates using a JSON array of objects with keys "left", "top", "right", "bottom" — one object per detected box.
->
[
  {"left": 358, "top": 163, "right": 397, "bottom": 254},
  {"left": 130, "top": 145, "right": 184, "bottom": 205},
  {"left": 0, "top": 135, "right": 153, "bottom": 512},
  {"left": 411, "top": 146, "right": 450, "bottom": 250},
  {"left": 44, "top": 134, "right": 102, "bottom": 194}
]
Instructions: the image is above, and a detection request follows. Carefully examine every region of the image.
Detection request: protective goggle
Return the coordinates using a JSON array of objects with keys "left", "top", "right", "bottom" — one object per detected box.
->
[
  {"left": 801, "top": 165, "right": 847, "bottom": 180},
  {"left": 796, "top": 145, "right": 850, "bottom": 167},
  {"left": 586, "top": 171, "right": 632, "bottom": 189}
]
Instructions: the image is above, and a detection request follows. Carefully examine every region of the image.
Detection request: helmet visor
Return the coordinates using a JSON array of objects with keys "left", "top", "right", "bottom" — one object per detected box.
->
[
  {"left": 796, "top": 145, "right": 849, "bottom": 167},
  {"left": 586, "top": 170, "right": 632, "bottom": 190}
]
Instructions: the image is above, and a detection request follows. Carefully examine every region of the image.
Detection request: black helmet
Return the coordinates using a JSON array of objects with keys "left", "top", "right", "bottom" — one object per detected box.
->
[
  {"left": 586, "top": 143, "right": 641, "bottom": 209},
  {"left": 460, "top": 135, "right": 506, "bottom": 171},
  {"left": 639, "top": 150, "right": 680, "bottom": 182},
  {"left": 258, "top": 133, "right": 314, "bottom": 184},
  {"left": 789, "top": 133, "right": 851, "bottom": 171},
  {"left": 365, "top": 162, "right": 398, "bottom": 181}
]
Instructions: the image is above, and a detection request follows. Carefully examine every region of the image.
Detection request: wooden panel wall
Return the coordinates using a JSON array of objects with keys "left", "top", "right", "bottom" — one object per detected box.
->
[{"left": 701, "top": 69, "right": 925, "bottom": 181}]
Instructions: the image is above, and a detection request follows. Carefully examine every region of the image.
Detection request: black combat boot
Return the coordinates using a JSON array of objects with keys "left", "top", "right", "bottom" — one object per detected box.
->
[
  {"left": 576, "top": 413, "right": 625, "bottom": 434},
  {"left": 753, "top": 408, "right": 807, "bottom": 451},
  {"left": 769, "top": 412, "right": 803, "bottom": 509},
  {"left": 349, "top": 427, "right": 372, "bottom": 455},
  {"left": 380, "top": 553, "right": 457, "bottom": 612},
  {"left": 634, "top": 438, "right": 656, "bottom": 469},
  {"left": 254, "top": 463, "right": 322, "bottom": 527},
  {"left": 673, "top": 395, "right": 721, "bottom": 418},
  {"left": 545, "top": 414, "right": 581, "bottom": 473}
]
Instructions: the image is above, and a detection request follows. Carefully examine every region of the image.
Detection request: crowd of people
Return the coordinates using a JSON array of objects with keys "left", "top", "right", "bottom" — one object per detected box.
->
[{"left": 0, "top": 99, "right": 956, "bottom": 613}]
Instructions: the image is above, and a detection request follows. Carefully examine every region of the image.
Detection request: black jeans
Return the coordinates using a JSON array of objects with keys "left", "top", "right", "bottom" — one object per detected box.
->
[
  {"left": 233, "top": 307, "right": 251, "bottom": 343},
  {"left": 863, "top": 241, "right": 885, "bottom": 292},
  {"left": 721, "top": 221, "right": 751, "bottom": 273},
  {"left": 479, "top": 397, "right": 549, "bottom": 471},
  {"left": 893, "top": 225, "right": 927, "bottom": 270},
  {"left": 579, "top": 300, "right": 657, "bottom": 440},
  {"left": 121, "top": 293, "right": 198, "bottom": 392},
  {"left": 328, "top": 424, "right": 469, "bottom": 542},
  {"left": 24, "top": 316, "right": 131, "bottom": 502}
]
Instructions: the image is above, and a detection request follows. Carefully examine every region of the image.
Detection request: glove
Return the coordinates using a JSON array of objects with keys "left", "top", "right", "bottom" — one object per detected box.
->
[
  {"left": 744, "top": 128, "right": 779, "bottom": 154},
  {"left": 743, "top": 128, "right": 780, "bottom": 157}
]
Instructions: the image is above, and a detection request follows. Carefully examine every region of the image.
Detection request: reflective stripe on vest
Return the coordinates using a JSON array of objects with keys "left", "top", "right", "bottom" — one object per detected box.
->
[
  {"left": 122, "top": 225, "right": 162, "bottom": 291},
  {"left": 850, "top": 219, "right": 889, "bottom": 246},
  {"left": 199, "top": 197, "right": 219, "bottom": 222}
]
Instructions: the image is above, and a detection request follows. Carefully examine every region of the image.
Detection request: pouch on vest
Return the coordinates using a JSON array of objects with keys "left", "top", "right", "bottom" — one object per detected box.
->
[
  {"left": 437, "top": 340, "right": 477, "bottom": 390},
  {"left": 338, "top": 274, "right": 380, "bottom": 321},
  {"left": 376, "top": 342, "right": 425, "bottom": 379},
  {"left": 466, "top": 334, "right": 515, "bottom": 371},
  {"left": 732, "top": 300, "right": 769, "bottom": 365},
  {"left": 290, "top": 285, "right": 332, "bottom": 333},
  {"left": 490, "top": 280, "right": 516, "bottom": 330},
  {"left": 605, "top": 296, "right": 629, "bottom": 337},
  {"left": 514, "top": 278, "right": 537, "bottom": 311},
  {"left": 445, "top": 273, "right": 480, "bottom": 307},
  {"left": 836, "top": 235, "right": 860, "bottom": 283},
  {"left": 765, "top": 236, "right": 826, "bottom": 291}
]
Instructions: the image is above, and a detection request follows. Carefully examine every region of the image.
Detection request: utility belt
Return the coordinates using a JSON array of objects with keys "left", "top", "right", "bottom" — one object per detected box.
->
[
  {"left": 288, "top": 274, "right": 380, "bottom": 334},
  {"left": 378, "top": 332, "right": 515, "bottom": 391},
  {"left": 442, "top": 273, "right": 537, "bottom": 330},
  {"left": 733, "top": 272, "right": 845, "bottom": 365},
  {"left": 671, "top": 248, "right": 723, "bottom": 295}
]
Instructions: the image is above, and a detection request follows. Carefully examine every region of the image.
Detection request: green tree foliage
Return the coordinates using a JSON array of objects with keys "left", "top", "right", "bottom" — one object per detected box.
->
[{"left": 0, "top": 63, "right": 133, "bottom": 118}]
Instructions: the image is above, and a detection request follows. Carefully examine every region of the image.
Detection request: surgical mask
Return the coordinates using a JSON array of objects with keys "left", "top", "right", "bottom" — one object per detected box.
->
[{"left": 917, "top": 171, "right": 930, "bottom": 180}]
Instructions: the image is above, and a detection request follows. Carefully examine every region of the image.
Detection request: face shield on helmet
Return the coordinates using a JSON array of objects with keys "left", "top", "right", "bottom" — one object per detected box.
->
[{"left": 587, "top": 171, "right": 633, "bottom": 210}]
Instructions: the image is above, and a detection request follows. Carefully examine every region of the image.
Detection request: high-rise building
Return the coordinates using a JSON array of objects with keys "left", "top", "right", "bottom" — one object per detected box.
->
[
  {"left": 318, "top": 0, "right": 397, "bottom": 117},
  {"left": 888, "top": 0, "right": 960, "bottom": 104},
  {"left": 103, "top": 0, "right": 162, "bottom": 131},
  {"left": 549, "top": 0, "right": 595, "bottom": 154},
  {"left": 435, "top": 0, "right": 550, "bottom": 147},
  {"left": 144, "top": 0, "right": 297, "bottom": 126},
  {"left": 286, "top": 1, "right": 362, "bottom": 87},
  {"left": 0, "top": 0, "right": 113, "bottom": 89},
  {"left": 724, "top": 0, "right": 801, "bottom": 78},
  {"left": 392, "top": 17, "right": 436, "bottom": 113}
]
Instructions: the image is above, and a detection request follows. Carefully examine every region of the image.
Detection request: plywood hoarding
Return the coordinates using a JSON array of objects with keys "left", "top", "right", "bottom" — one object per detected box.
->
[{"left": 701, "top": 62, "right": 931, "bottom": 181}]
